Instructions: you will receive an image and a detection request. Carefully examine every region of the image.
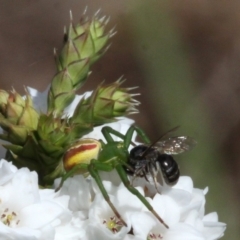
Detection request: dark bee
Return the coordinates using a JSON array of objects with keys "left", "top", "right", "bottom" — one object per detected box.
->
[{"left": 125, "top": 132, "right": 196, "bottom": 187}]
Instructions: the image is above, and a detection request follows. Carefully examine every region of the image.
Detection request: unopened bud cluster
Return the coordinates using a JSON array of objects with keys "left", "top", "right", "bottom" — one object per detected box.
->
[{"left": 0, "top": 12, "right": 139, "bottom": 186}]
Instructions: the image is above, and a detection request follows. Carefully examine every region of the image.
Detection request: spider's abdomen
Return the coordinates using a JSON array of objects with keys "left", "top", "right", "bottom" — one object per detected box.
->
[{"left": 63, "top": 138, "right": 101, "bottom": 172}]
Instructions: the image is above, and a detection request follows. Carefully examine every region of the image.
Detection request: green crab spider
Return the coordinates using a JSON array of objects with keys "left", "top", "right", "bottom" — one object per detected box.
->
[{"left": 56, "top": 125, "right": 169, "bottom": 229}]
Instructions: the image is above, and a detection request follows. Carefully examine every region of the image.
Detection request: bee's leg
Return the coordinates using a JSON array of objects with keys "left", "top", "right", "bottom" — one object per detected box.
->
[
  {"left": 152, "top": 176, "right": 161, "bottom": 194},
  {"left": 148, "top": 166, "right": 161, "bottom": 194}
]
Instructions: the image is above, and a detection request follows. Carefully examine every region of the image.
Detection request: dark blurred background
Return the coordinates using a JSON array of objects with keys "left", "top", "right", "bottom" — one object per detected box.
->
[{"left": 0, "top": 1, "right": 239, "bottom": 239}]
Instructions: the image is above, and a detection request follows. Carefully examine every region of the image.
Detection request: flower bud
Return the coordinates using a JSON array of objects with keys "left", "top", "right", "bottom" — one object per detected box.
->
[
  {"left": 71, "top": 79, "right": 139, "bottom": 126},
  {"left": 0, "top": 89, "right": 39, "bottom": 147},
  {"left": 48, "top": 13, "right": 111, "bottom": 116},
  {"left": 0, "top": 90, "right": 9, "bottom": 105}
]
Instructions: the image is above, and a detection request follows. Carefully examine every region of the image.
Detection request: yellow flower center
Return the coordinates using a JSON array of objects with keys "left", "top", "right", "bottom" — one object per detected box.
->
[
  {"left": 103, "top": 216, "right": 124, "bottom": 233},
  {"left": 1, "top": 208, "right": 20, "bottom": 227},
  {"left": 147, "top": 232, "right": 163, "bottom": 240}
]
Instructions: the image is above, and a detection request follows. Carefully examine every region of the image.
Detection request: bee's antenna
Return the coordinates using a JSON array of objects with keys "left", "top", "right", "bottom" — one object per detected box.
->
[{"left": 141, "top": 126, "right": 180, "bottom": 158}]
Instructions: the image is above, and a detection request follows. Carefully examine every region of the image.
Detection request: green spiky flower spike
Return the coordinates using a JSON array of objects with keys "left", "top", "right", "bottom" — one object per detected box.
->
[
  {"left": 0, "top": 11, "right": 139, "bottom": 186},
  {"left": 48, "top": 10, "right": 114, "bottom": 116}
]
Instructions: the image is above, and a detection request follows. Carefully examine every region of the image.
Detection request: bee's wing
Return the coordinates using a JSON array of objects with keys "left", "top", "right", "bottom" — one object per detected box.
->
[{"left": 157, "top": 136, "right": 197, "bottom": 155}]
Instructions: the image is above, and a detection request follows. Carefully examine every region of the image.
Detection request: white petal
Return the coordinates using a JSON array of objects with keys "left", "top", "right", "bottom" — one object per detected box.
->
[
  {"left": 9, "top": 168, "right": 40, "bottom": 209},
  {"left": 151, "top": 194, "right": 181, "bottom": 226},
  {"left": 164, "top": 223, "right": 205, "bottom": 240},
  {"left": 39, "top": 188, "right": 57, "bottom": 201},
  {"left": 58, "top": 175, "right": 92, "bottom": 211},
  {"left": 123, "top": 235, "right": 143, "bottom": 240},
  {"left": 19, "top": 201, "right": 70, "bottom": 229},
  {"left": 161, "top": 176, "right": 193, "bottom": 207},
  {"left": 202, "top": 213, "right": 226, "bottom": 240},
  {"left": 181, "top": 188, "right": 206, "bottom": 221},
  {"left": 203, "top": 212, "right": 218, "bottom": 222},
  {"left": 52, "top": 195, "right": 70, "bottom": 210},
  {"left": 113, "top": 183, "right": 145, "bottom": 210},
  {"left": 184, "top": 210, "right": 203, "bottom": 228},
  {"left": 27, "top": 86, "right": 49, "bottom": 113},
  {"left": 203, "top": 222, "right": 226, "bottom": 240},
  {"left": 0, "top": 159, "right": 17, "bottom": 185},
  {"left": 0, "top": 222, "right": 42, "bottom": 240},
  {"left": 129, "top": 212, "right": 160, "bottom": 238},
  {"left": 55, "top": 218, "right": 87, "bottom": 240}
]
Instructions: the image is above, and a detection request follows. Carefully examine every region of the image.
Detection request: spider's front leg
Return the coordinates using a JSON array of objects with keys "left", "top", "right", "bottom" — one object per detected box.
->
[
  {"left": 101, "top": 125, "right": 151, "bottom": 148},
  {"left": 55, "top": 162, "right": 88, "bottom": 192},
  {"left": 115, "top": 164, "right": 169, "bottom": 229},
  {"left": 88, "top": 159, "right": 128, "bottom": 227}
]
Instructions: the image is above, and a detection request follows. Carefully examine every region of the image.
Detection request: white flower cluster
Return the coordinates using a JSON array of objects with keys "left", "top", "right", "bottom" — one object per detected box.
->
[
  {"left": 0, "top": 159, "right": 71, "bottom": 239},
  {"left": 0, "top": 157, "right": 226, "bottom": 239}
]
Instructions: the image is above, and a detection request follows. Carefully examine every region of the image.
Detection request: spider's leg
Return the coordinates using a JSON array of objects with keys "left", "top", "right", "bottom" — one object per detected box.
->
[
  {"left": 101, "top": 125, "right": 151, "bottom": 149},
  {"left": 88, "top": 159, "right": 128, "bottom": 227},
  {"left": 101, "top": 126, "right": 125, "bottom": 142},
  {"left": 115, "top": 164, "right": 169, "bottom": 229},
  {"left": 55, "top": 163, "right": 88, "bottom": 192},
  {"left": 132, "top": 125, "right": 151, "bottom": 144}
]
